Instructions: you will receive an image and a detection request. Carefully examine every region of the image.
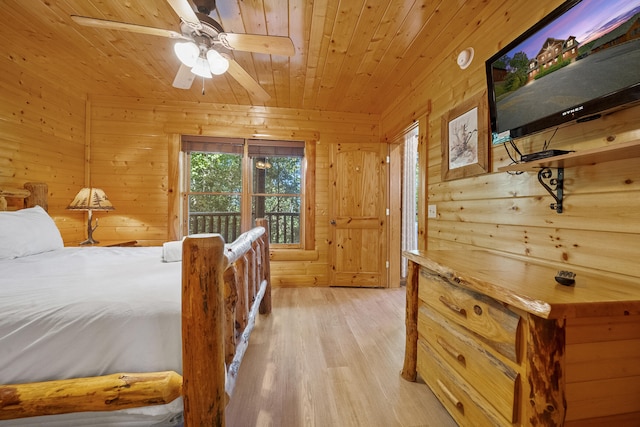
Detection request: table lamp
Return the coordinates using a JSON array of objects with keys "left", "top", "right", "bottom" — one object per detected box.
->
[{"left": 67, "top": 187, "right": 115, "bottom": 245}]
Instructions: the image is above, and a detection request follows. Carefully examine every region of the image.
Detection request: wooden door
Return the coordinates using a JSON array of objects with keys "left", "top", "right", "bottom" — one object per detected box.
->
[{"left": 329, "top": 143, "right": 388, "bottom": 287}]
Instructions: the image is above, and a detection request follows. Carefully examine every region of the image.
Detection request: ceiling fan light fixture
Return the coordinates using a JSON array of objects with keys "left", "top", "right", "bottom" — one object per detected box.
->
[
  {"left": 191, "top": 56, "right": 213, "bottom": 78},
  {"left": 174, "top": 41, "right": 199, "bottom": 67},
  {"left": 191, "top": 56, "right": 213, "bottom": 79},
  {"left": 206, "top": 49, "right": 229, "bottom": 75}
]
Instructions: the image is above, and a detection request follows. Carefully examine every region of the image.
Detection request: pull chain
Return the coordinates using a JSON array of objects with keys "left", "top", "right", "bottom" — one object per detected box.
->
[{"left": 201, "top": 76, "right": 205, "bottom": 95}]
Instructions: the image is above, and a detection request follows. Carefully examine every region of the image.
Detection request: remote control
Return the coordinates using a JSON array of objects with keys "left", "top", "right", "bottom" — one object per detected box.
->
[{"left": 555, "top": 270, "right": 576, "bottom": 286}]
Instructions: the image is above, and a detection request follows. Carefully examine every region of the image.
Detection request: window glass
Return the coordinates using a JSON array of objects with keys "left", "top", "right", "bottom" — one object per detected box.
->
[
  {"left": 190, "top": 152, "right": 241, "bottom": 193},
  {"left": 187, "top": 152, "right": 242, "bottom": 241},
  {"left": 184, "top": 139, "right": 305, "bottom": 247},
  {"left": 250, "top": 153, "right": 302, "bottom": 245}
]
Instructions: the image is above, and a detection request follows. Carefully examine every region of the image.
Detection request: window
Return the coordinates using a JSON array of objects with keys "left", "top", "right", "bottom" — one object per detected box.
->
[
  {"left": 248, "top": 141, "right": 303, "bottom": 246},
  {"left": 181, "top": 136, "right": 307, "bottom": 247}
]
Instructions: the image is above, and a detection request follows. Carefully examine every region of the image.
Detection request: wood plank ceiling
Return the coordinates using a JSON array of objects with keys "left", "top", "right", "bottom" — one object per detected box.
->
[{"left": 0, "top": 0, "right": 492, "bottom": 114}]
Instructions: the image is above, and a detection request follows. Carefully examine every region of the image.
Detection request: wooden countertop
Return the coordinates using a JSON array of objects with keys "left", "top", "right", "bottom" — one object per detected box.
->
[{"left": 404, "top": 250, "right": 640, "bottom": 319}]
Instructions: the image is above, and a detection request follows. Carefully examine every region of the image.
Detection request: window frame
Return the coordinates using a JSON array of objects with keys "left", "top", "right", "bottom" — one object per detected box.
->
[{"left": 179, "top": 136, "right": 314, "bottom": 250}]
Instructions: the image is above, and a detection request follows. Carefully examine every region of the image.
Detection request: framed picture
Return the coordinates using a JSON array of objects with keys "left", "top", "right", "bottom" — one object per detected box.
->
[{"left": 441, "top": 91, "right": 489, "bottom": 181}]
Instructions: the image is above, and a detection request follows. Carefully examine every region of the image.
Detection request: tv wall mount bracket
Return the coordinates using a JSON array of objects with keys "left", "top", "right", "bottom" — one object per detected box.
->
[{"left": 537, "top": 167, "right": 564, "bottom": 213}]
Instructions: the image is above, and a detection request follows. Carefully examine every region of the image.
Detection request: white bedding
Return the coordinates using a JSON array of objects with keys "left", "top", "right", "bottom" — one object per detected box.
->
[{"left": 0, "top": 246, "right": 184, "bottom": 426}]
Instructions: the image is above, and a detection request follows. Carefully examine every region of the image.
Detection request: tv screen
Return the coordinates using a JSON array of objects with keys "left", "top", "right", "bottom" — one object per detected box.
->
[{"left": 486, "top": 0, "right": 640, "bottom": 142}]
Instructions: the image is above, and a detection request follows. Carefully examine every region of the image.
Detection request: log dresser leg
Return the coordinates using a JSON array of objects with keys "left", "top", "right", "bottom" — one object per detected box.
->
[
  {"left": 526, "top": 315, "right": 566, "bottom": 426},
  {"left": 402, "top": 260, "right": 419, "bottom": 381}
]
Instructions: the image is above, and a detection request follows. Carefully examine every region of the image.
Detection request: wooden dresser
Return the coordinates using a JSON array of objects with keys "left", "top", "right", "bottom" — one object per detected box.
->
[{"left": 401, "top": 250, "right": 640, "bottom": 426}]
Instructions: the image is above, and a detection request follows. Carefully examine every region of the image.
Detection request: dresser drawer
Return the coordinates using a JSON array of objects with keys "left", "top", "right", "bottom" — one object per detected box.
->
[
  {"left": 418, "top": 304, "right": 520, "bottom": 423},
  {"left": 418, "top": 267, "right": 522, "bottom": 363},
  {"left": 417, "top": 339, "right": 511, "bottom": 427}
]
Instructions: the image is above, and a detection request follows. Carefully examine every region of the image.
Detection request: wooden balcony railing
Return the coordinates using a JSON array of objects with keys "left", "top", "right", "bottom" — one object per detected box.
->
[
  {"left": 189, "top": 212, "right": 299, "bottom": 244},
  {"left": 189, "top": 212, "right": 242, "bottom": 242}
]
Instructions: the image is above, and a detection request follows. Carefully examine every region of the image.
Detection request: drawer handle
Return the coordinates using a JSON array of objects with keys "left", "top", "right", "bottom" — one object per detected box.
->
[
  {"left": 437, "top": 379, "right": 464, "bottom": 414},
  {"left": 438, "top": 296, "right": 467, "bottom": 317},
  {"left": 436, "top": 336, "right": 466, "bottom": 366}
]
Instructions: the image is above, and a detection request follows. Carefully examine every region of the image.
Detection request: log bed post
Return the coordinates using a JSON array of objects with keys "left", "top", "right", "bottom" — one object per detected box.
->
[
  {"left": 23, "top": 182, "right": 48, "bottom": 212},
  {"left": 236, "top": 255, "right": 249, "bottom": 332},
  {"left": 255, "top": 218, "right": 271, "bottom": 314},
  {"left": 0, "top": 182, "right": 46, "bottom": 211},
  {"left": 223, "top": 266, "right": 239, "bottom": 366},
  {"left": 182, "top": 234, "right": 226, "bottom": 427}
]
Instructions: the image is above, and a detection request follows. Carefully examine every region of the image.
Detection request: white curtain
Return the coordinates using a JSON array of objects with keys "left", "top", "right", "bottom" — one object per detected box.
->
[{"left": 401, "top": 126, "right": 419, "bottom": 279}]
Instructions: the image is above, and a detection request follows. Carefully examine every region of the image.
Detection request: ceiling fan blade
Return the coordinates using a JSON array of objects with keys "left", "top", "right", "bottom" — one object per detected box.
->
[
  {"left": 166, "top": 0, "right": 202, "bottom": 30},
  {"left": 172, "top": 63, "right": 196, "bottom": 89},
  {"left": 219, "top": 33, "right": 295, "bottom": 56},
  {"left": 71, "top": 15, "right": 189, "bottom": 40},
  {"left": 226, "top": 59, "right": 271, "bottom": 102}
]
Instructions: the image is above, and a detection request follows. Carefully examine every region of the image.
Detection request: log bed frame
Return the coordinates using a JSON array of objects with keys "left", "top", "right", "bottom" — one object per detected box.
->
[{"left": 0, "top": 182, "right": 272, "bottom": 426}]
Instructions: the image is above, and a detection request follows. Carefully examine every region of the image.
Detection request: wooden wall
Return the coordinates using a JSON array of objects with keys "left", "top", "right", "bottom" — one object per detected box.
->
[
  {"left": 0, "top": 53, "right": 86, "bottom": 240},
  {"left": 88, "top": 95, "right": 381, "bottom": 287},
  {"left": 380, "top": 0, "right": 640, "bottom": 280}
]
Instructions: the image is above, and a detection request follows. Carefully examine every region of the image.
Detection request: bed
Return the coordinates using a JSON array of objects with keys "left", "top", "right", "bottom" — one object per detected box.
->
[{"left": 0, "top": 182, "right": 272, "bottom": 426}]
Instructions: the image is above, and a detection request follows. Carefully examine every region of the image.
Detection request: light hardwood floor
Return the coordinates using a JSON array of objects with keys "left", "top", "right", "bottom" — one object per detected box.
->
[{"left": 226, "top": 287, "right": 457, "bottom": 427}]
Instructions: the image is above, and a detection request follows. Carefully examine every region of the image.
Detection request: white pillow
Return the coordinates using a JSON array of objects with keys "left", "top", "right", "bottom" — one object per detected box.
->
[
  {"left": 162, "top": 239, "right": 183, "bottom": 262},
  {"left": 0, "top": 205, "right": 64, "bottom": 259}
]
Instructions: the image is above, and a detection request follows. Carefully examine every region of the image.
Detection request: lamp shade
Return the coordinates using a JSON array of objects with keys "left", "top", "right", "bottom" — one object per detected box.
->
[
  {"left": 67, "top": 188, "right": 114, "bottom": 211},
  {"left": 206, "top": 49, "right": 230, "bottom": 75},
  {"left": 191, "top": 56, "right": 213, "bottom": 78},
  {"left": 174, "top": 41, "right": 199, "bottom": 67}
]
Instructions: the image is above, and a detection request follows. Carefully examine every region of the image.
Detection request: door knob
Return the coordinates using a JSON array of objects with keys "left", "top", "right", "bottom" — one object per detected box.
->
[{"left": 330, "top": 220, "right": 336, "bottom": 225}]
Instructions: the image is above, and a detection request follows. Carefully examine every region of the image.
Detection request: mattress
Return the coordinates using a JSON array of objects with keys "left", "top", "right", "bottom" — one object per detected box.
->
[{"left": 0, "top": 246, "right": 184, "bottom": 426}]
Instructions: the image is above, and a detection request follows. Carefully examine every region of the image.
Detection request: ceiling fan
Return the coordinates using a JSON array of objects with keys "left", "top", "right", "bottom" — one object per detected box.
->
[{"left": 70, "top": 0, "right": 295, "bottom": 101}]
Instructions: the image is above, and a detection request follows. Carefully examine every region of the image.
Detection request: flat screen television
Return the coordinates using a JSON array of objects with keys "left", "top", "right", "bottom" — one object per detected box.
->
[{"left": 486, "top": 0, "right": 640, "bottom": 142}]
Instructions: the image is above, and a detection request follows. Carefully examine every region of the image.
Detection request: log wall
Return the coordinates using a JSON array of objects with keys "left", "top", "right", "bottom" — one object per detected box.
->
[{"left": 380, "top": 0, "right": 640, "bottom": 280}]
